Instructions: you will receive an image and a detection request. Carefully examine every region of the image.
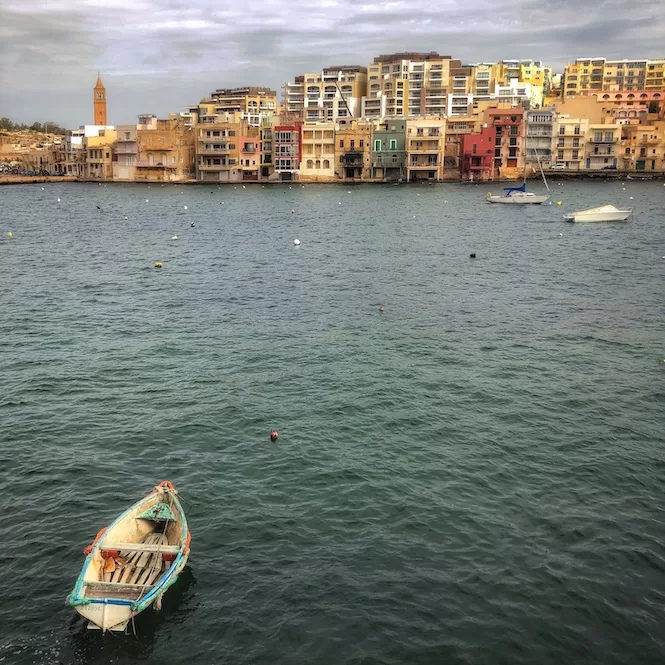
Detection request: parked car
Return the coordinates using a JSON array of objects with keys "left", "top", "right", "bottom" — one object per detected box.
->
[
  {"left": 602, "top": 165, "right": 617, "bottom": 170},
  {"left": 550, "top": 163, "right": 567, "bottom": 170}
]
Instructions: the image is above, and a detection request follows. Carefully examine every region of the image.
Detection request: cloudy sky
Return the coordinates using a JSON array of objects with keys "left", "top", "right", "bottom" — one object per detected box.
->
[{"left": 0, "top": 0, "right": 663, "bottom": 127}]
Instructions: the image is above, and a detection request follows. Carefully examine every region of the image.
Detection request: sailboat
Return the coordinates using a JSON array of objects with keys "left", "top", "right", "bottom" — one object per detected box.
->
[{"left": 487, "top": 129, "right": 551, "bottom": 204}]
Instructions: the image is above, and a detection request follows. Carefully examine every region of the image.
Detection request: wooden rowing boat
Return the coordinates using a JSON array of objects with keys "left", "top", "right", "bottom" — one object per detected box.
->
[{"left": 67, "top": 481, "right": 190, "bottom": 632}]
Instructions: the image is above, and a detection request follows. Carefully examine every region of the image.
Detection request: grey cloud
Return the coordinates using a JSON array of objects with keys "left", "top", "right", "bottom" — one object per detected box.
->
[{"left": 0, "top": 0, "right": 663, "bottom": 126}]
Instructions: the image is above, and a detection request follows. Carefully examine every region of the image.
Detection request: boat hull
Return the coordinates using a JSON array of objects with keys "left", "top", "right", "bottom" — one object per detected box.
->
[
  {"left": 487, "top": 194, "right": 550, "bottom": 204},
  {"left": 564, "top": 212, "right": 631, "bottom": 222},
  {"left": 68, "top": 481, "right": 189, "bottom": 632}
]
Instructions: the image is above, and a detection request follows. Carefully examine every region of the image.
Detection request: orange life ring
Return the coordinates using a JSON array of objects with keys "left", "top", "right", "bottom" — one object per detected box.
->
[{"left": 83, "top": 527, "right": 107, "bottom": 556}]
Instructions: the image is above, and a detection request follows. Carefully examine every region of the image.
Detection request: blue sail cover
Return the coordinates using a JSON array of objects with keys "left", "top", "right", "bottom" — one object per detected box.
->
[{"left": 503, "top": 183, "right": 526, "bottom": 195}]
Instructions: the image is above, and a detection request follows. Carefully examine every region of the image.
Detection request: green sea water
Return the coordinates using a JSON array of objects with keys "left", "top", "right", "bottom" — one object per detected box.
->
[{"left": 0, "top": 180, "right": 664, "bottom": 665}]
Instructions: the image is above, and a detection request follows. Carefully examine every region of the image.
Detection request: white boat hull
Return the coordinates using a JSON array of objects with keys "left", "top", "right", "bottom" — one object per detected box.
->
[
  {"left": 564, "top": 205, "right": 632, "bottom": 222},
  {"left": 487, "top": 194, "right": 550, "bottom": 204}
]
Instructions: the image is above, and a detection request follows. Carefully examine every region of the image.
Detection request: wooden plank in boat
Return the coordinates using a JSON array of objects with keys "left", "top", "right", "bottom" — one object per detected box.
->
[
  {"left": 84, "top": 581, "right": 155, "bottom": 600},
  {"left": 103, "top": 542, "right": 180, "bottom": 554}
]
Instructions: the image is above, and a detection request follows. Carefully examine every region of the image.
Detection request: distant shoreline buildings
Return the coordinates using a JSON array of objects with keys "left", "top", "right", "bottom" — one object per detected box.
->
[{"left": 2, "top": 54, "right": 665, "bottom": 182}]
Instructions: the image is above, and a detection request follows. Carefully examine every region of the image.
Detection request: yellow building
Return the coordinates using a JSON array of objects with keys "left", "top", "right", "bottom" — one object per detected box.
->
[
  {"left": 554, "top": 116, "right": 588, "bottom": 170},
  {"left": 300, "top": 121, "right": 336, "bottom": 181},
  {"left": 620, "top": 121, "right": 665, "bottom": 171},
  {"left": 364, "top": 53, "right": 461, "bottom": 118},
  {"left": 135, "top": 115, "right": 194, "bottom": 182},
  {"left": 562, "top": 58, "right": 665, "bottom": 97},
  {"left": 202, "top": 87, "right": 277, "bottom": 125},
  {"left": 405, "top": 117, "right": 446, "bottom": 181},
  {"left": 645, "top": 60, "right": 665, "bottom": 90},
  {"left": 335, "top": 121, "right": 372, "bottom": 180},
  {"left": 85, "top": 129, "right": 116, "bottom": 179}
]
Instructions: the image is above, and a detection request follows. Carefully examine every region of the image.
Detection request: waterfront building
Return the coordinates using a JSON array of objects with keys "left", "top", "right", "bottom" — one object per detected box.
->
[
  {"left": 196, "top": 116, "right": 243, "bottom": 182},
  {"left": 460, "top": 125, "right": 496, "bottom": 181},
  {"left": 405, "top": 117, "right": 446, "bottom": 181},
  {"left": 363, "top": 53, "right": 461, "bottom": 119},
  {"left": 204, "top": 87, "right": 276, "bottom": 122},
  {"left": 285, "top": 66, "right": 367, "bottom": 122},
  {"left": 85, "top": 127, "right": 116, "bottom": 179},
  {"left": 486, "top": 108, "right": 525, "bottom": 178},
  {"left": 370, "top": 119, "right": 407, "bottom": 180},
  {"left": 273, "top": 123, "right": 301, "bottom": 181},
  {"left": 335, "top": 120, "right": 373, "bottom": 180},
  {"left": 525, "top": 109, "right": 557, "bottom": 170},
  {"left": 554, "top": 116, "right": 589, "bottom": 170},
  {"left": 444, "top": 117, "right": 483, "bottom": 174},
  {"left": 299, "top": 121, "right": 336, "bottom": 181},
  {"left": 260, "top": 117, "right": 276, "bottom": 180},
  {"left": 583, "top": 123, "right": 620, "bottom": 170},
  {"left": 113, "top": 124, "right": 138, "bottom": 181},
  {"left": 620, "top": 121, "right": 665, "bottom": 171},
  {"left": 94, "top": 73, "right": 107, "bottom": 126},
  {"left": 135, "top": 115, "right": 194, "bottom": 182}
]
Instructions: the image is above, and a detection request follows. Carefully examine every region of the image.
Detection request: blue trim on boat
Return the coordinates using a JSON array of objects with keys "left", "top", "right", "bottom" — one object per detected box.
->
[{"left": 68, "top": 488, "right": 189, "bottom": 609}]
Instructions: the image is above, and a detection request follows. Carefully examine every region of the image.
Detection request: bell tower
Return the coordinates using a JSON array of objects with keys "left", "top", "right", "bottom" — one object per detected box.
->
[{"left": 93, "top": 73, "right": 107, "bottom": 126}]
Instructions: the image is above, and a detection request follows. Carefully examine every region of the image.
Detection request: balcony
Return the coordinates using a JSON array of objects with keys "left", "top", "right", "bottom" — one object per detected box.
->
[
  {"left": 588, "top": 137, "right": 618, "bottom": 143},
  {"left": 198, "top": 163, "right": 229, "bottom": 171},
  {"left": 243, "top": 145, "right": 257, "bottom": 153},
  {"left": 198, "top": 148, "right": 230, "bottom": 155},
  {"left": 341, "top": 152, "right": 363, "bottom": 166},
  {"left": 136, "top": 161, "right": 176, "bottom": 168}
]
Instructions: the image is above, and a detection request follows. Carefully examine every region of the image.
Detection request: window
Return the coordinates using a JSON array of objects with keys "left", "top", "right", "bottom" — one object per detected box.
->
[
  {"left": 374, "top": 139, "right": 381, "bottom": 151},
  {"left": 472, "top": 144, "right": 477, "bottom": 154},
  {"left": 558, "top": 150, "right": 564, "bottom": 160},
  {"left": 604, "top": 132, "right": 614, "bottom": 142},
  {"left": 124, "top": 132, "right": 130, "bottom": 140},
  {"left": 390, "top": 139, "right": 397, "bottom": 150},
  {"left": 105, "top": 152, "right": 109, "bottom": 158},
  {"left": 339, "top": 139, "right": 344, "bottom": 148},
  {"left": 350, "top": 140, "right": 355, "bottom": 149},
  {"left": 229, "top": 144, "right": 235, "bottom": 150},
  {"left": 510, "top": 126, "right": 518, "bottom": 135},
  {"left": 574, "top": 125, "right": 580, "bottom": 135},
  {"left": 359, "top": 140, "right": 364, "bottom": 148},
  {"left": 228, "top": 131, "right": 236, "bottom": 136},
  {"left": 559, "top": 126, "right": 566, "bottom": 135},
  {"left": 594, "top": 132, "right": 603, "bottom": 142},
  {"left": 572, "top": 150, "right": 578, "bottom": 160}
]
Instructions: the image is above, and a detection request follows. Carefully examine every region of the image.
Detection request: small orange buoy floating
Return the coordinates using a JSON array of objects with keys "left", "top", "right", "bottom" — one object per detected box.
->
[
  {"left": 270, "top": 430, "right": 279, "bottom": 442},
  {"left": 378, "top": 305, "right": 384, "bottom": 312},
  {"left": 154, "top": 262, "right": 163, "bottom": 269}
]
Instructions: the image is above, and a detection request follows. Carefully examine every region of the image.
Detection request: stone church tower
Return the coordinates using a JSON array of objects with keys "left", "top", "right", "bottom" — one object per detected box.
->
[{"left": 94, "top": 73, "right": 107, "bottom": 125}]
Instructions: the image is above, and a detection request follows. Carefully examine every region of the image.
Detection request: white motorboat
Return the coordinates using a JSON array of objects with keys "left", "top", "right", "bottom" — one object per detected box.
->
[{"left": 563, "top": 205, "right": 632, "bottom": 223}]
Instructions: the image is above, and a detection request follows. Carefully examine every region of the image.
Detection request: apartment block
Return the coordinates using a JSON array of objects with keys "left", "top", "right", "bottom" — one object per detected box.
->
[
  {"left": 525, "top": 109, "right": 557, "bottom": 169},
  {"left": 487, "top": 108, "right": 525, "bottom": 177},
  {"left": 335, "top": 121, "right": 372, "bottom": 180},
  {"left": 371, "top": 119, "right": 407, "bottom": 180},
  {"left": 584, "top": 123, "right": 620, "bottom": 170},
  {"left": 562, "top": 58, "right": 665, "bottom": 96},
  {"left": 406, "top": 117, "right": 446, "bottom": 181},
  {"left": 620, "top": 121, "right": 665, "bottom": 171},
  {"left": 196, "top": 118, "right": 243, "bottom": 182},
  {"left": 300, "top": 122, "right": 336, "bottom": 181},
  {"left": 204, "top": 86, "right": 277, "bottom": 125},
  {"left": 113, "top": 124, "right": 138, "bottom": 181},
  {"left": 554, "top": 117, "right": 589, "bottom": 170},
  {"left": 363, "top": 52, "right": 461, "bottom": 119},
  {"left": 285, "top": 66, "right": 367, "bottom": 122},
  {"left": 444, "top": 117, "right": 483, "bottom": 173},
  {"left": 273, "top": 125, "right": 301, "bottom": 181}
]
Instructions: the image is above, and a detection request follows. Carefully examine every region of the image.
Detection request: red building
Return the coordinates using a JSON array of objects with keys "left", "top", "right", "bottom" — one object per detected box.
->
[
  {"left": 487, "top": 108, "right": 525, "bottom": 177},
  {"left": 460, "top": 126, "right": 496, "bottom": 181}
]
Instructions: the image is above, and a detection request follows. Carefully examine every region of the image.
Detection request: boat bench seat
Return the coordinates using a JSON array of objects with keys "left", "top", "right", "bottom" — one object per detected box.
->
[
  {"left": 85, "top": 581, "right": 154, "bottom": 601},
  {"left": 103, "top": 542, "right": 180, "bottom": 554},
  {"left": 101, "top": 532, "right": 172, "bottom": 587}
]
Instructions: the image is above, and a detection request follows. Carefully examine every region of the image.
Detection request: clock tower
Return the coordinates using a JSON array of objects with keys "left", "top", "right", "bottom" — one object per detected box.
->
[{"left": 94, "top": 73, "right": 107, "bottom": 125}]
